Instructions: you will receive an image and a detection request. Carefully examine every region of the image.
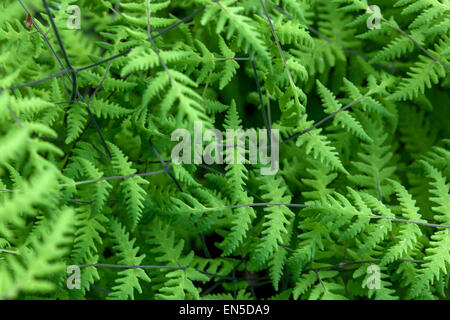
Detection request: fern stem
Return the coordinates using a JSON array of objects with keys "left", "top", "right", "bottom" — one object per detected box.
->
[
  {"left": 90, "top": 142, "right": 111, "bottom": 162},
  {"left": 313, "top": 269, "right": 328, "bottom": 294},
  {"left": 146, "top": 0, "right": 193, "bottom": 130},
  {"left": 74, "top": 4, "right": 201, "bottom": 73},
  {"left": 146, "top": 1, "right": 171, "bottom": 80}
]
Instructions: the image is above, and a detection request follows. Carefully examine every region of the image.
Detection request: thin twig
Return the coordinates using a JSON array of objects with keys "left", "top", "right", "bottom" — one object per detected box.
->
[
  {"left": 199, "top": 164, "right": 225, "bottom": 176},
  {"left": 87, "top": 62, "right": 112, "bottom": 106},
  {"left": 213, "top": 57, "right": 250, "bottom": 61},
  {"left": 381, "top": 17, "right": 450, "bottom": 71},
  {"left": 281, "top": 92, "right": 372, "bottom": 145},
  {"left": 84, "top": 107, "right": 112, "bottom": 160},
  {"left": 250, "top": 53, "right": 271, "bottom": 148},
  {"left": 151, "top": 7, "right": 206, "bottom": 39},
  {"left": 368, "top": 214, "right": 450, "bottom": 229},
  {"left": 259, "top": 0, "right": 305, "bottom": 112},
  {"left": 58, "top": 169, "right": 166, "bottom": 187},
  {"left": 216, "top": 91, "right": 373, "bottom": 150},
  {"left": 43, "top": 0, "right": 78, "bottom": 102},
  {"left": 9, "top": 5, "right": 205, "bottom": 90},
  {"left": 90, "top": 284, "right": 111, "bottom": 294},
  {"left": 306, "top": 259, "right": 426, "bottom": 272},
  {"left": 16, "top": 0, "right": 72, "bottom": 97},
  {"left": 268, "top": 0, "right": 398, "bottom": 73},
  {"left": 75, "top": 50, "right": 132, "bottom": 73},
  {"left": 16, "top": 0, "right": 112, "bottom": 159},
  {"left": 80, "top": 263, "right": 186, "bottom": 270},
  {"left": 7, "top": 105, "right": 23, "bottom": 128},
  {"left": 149, "top": 139, "right": 183, "bottom": 192},
  {"left": 8, "top": 69, "right": 68, "bottom": 90}
]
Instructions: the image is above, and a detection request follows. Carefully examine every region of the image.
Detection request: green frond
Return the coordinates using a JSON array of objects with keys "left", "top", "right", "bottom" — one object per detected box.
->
[
  {"left": 147, "top": 219, "right": 208, "bottom": 299},
  {"left": 389, "top": 36, "right": 450, "bottom": 101},
  {"left": 381, "top": 180, "right": 423, "bottom": 265},
  {"left": 316, "top": 80, "right": 371, "bottom": 142},
  {"left": 107, "top": 218, "right": 151, "bottom": 300},
  {"left": 108, "top": 142, "right": 149, "bottom": 230},
  {"left": 249, "top": 176, "right": 294, "bottom": 269},
  {"left": 0, "top": 0, "right": 449, "bottom": 301},
  {"left": 66, "top": 103, "right": 88, "bottom": 144},
  {"left": 0, "top": 208, "right": 75, "bottom": 298},
  {"left": 295, "top": 126, "right": 348, "bottom": 174},
  {"left": 348, "top": 117, "right": 396, "bottom": 200},
  {"left": 199, "top": 0, "right": 270, "bottom": 62}
]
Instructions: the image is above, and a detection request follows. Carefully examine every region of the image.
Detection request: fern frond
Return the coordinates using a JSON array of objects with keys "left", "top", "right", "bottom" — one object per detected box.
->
[
  {"left": 147, "top": 220, "right": 208, "bottom": 299},
  {"left": 0, "top": 208, "right": 74, "bottom": 298},
  {"left": 107, "top": 218, "right": 151, "bottom": 300},
  {"left": 108, "top": 142, "right": 149, "bottom": 230},
  {"left": 316, "top": 80, "right": 371, "bottom": 142},
  {"left": 249, "top": 176, "right": 294, "bottom": 269}
]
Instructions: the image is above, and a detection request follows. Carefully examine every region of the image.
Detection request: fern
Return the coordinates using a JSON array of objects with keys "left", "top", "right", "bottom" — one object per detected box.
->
[
  {"left": 411, "top": 161, "right": 450, "bottom": 298},
  {"left": 249, "top": 176, "right": 294, "bottom": 270},
  {"left": 147, "top": 220, "right": 208, "bottom": 299},
  {"left": 108, "top": 142, "right": 149, "bottom": 231},
  {"left": 0, "top": 208, "right": 75, "bottom": 298},
  {"left": 107, "top": 218, "right": 151, "bottom": 300},
  {"left": 0, "top": 0, "right": 449, "bottom": 302}
]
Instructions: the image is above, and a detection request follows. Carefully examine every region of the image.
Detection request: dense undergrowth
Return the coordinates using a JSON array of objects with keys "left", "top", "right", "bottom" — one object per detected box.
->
[{"left": 0, "top": 0, "right": 449, "bottom": 300}]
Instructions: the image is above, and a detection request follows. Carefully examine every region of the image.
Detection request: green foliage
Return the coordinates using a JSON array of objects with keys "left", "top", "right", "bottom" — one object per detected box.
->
[{"left": 0, "top": 0, "right": 449, "bottom": 300}]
